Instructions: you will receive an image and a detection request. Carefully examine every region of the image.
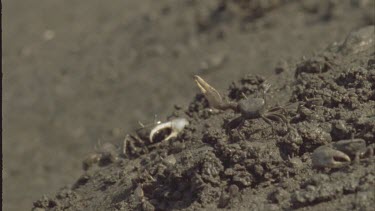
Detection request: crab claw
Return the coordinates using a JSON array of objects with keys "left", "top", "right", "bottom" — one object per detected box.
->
[
  {"left": 311, "top": 145, "right": 351, "bottom": 168},
  {"left": 194, "top": 75, "right": 225, "bottom": 110},
  {"left": 149, "top": 118, "right": 189, "bottom": 143}
]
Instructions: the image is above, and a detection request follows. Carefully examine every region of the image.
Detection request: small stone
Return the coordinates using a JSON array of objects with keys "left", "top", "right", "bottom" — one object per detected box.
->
[
  {"left": 306, "top": 185, "right": 316, "bottom": 192},
  {"left": 163, "top": 155, "right": 176, "bottom": 166},
  {"left": 288, "top": 157, "right": 303, "bottom": 169},
  {"left": 228, "top": 184, "right": 239, "bottom": 196},
  {"left": 253, "top": 164, "right": 264, "bottom": 176},
  {"left": 270, "top": 188, "right": 290, "bottom": 204}
]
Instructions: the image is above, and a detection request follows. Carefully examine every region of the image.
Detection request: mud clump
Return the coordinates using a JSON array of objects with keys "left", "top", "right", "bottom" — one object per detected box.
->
[{"left": 32, "top": 26, "right": 375, "bottom": 211}]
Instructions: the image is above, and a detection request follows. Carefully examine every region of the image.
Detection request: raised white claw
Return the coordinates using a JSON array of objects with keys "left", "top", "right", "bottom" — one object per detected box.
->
[
  {"left": 194, "top": 75, "right": 223, "bottom": 109},
  {"left": 149, "top": 118, "right": 189, "bottom": 143}
]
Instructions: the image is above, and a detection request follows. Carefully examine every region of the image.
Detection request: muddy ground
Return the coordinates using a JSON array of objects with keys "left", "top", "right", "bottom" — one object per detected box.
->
[{"left": 3, "top": 0, "right": 375, "bottom": 211}]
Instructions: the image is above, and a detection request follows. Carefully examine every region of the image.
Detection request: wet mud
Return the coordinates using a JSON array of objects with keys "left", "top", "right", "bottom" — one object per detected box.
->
[
  {"left": 3, "top": 0, "right": 375, "bottom": 211},
  {"left": 32, "top": 24, "right": 375, "bottom": 210}
]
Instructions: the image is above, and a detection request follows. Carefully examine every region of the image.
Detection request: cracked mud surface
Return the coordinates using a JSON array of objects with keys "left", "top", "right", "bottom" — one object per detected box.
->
[{"left": 3, "top": 0, "right": 375, "bottom": 211}]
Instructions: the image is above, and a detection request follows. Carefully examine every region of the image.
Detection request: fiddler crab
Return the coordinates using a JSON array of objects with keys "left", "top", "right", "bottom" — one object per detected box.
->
[
  {"left": 194, "top": 75, "right": 289, "bottom": 132},
  {"left": 122, "top": 118, "right": 189, "bottom": 157},
  {"left": 82, "top": 142, "right": 120, "bottom": 170},
  {"left": 312, "top": 138, "right": 374, "bottom": 169}
]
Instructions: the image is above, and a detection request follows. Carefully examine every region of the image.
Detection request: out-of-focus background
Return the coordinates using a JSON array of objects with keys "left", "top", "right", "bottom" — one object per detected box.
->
[{"left": 3, "top": 0, "right": 373, "bottom": 210}]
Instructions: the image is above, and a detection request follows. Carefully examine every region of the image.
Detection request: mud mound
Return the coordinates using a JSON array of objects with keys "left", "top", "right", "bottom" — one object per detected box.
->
[{"left": 32, "top": 26, "right": 374, "bottom": 211}]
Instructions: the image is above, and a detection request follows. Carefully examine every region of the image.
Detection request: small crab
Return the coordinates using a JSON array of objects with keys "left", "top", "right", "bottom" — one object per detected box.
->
[
  {"left": 311, "top": 138, "right": 374, "bottom": 168},
  {"left": 122, "top": 120, "right": 163, "bottom": 157},
  {"left": 149, "top": 117, "right": 189, "bottom": 143},
  {"left": 122, "top": 118, "right": 189, "bottom": 157},
  {"left": 82, "top": 142, "right": 119, "bottom": 170},
  {"left": 194, "top": 75, "right": 289, "bottom": 132}
]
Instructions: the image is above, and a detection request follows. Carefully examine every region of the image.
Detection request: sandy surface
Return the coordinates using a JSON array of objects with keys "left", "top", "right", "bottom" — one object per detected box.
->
[{"left": 3, "top": 0, "right": 375, "bottom": 210}]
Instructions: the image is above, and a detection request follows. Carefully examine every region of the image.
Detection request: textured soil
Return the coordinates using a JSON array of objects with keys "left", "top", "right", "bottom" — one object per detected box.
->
[{"left": 3, "top": 0, "right": 375, "bottom": 211}]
